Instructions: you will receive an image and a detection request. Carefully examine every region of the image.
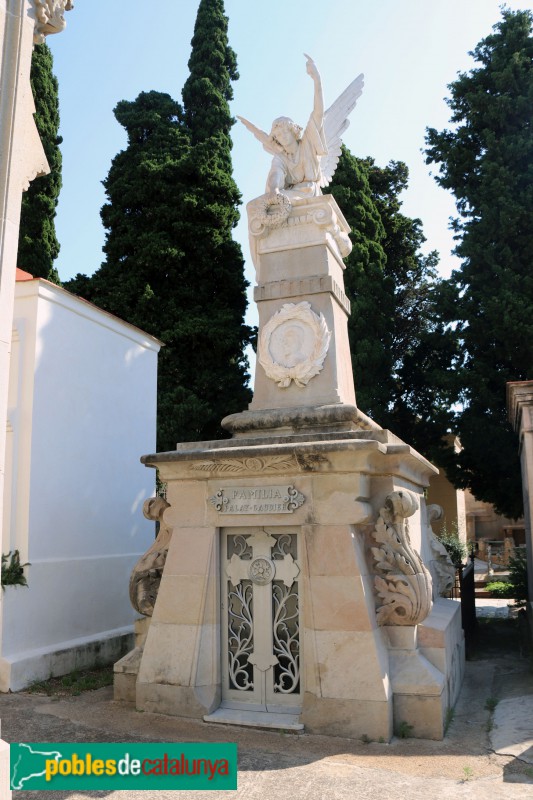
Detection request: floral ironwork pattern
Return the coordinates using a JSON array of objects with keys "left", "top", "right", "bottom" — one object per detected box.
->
[
  {"left": 227, "top": 581, "right": 254, "bottom": 691},
  {"left": 272, "top": 582, "right": 300, "bottom": 694}
]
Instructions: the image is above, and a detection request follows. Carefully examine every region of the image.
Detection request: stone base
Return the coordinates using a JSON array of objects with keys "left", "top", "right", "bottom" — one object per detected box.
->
[
  {"left": 0, "top": 629, "right": 133, "bottom": 692},
  {"left": 204, "top": 708, "right": 303, "bottom": 731},
  {"left": 222, "top": 403, "right": 379, "bottom": 438},
  {"left": 136, "top": 681, "right": 220, "bottom": 718},
  {"left": 114, "top": 648, "right": 143, "bottom": 703},
  {"left": 134, "top": 413, "right": 463, "bottom": 741},
  {"left": 385, "top": 625, "right": 446, "bottom": 740},
  {"left": 113, "top": 618, "right": 151, "bottom": 702},
  {"left": 301, "top": 694, "right": 392, "bottom": 740},
  {"left": 419, "top": 599, "right": 465, "bottom": 710}
]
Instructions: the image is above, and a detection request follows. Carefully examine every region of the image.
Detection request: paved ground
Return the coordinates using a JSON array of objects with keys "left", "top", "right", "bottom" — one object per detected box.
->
[{"left": 1, "top": 609, "right": 532, "bottom": 800}]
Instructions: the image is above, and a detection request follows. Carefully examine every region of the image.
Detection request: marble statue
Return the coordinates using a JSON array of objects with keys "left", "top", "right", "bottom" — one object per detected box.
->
[{"left": 238, "top": 54, "right": 364, "bottom": 199}]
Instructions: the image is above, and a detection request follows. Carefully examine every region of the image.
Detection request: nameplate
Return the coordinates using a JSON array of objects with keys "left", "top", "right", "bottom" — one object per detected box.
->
[{"left": 208, "top": 485, "right": 305, "bottom": 515}]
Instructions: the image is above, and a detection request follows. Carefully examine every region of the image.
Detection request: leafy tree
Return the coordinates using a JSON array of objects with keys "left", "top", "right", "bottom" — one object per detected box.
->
[
  {"left": 327, "top": 150, "right": 456, "bottom": 459},
  {"left": 425, "top": 8, "right": 533, "bottom": 517},
  {"left": 327, "top": 148, "right": 391, "bottom": 420},
  {"left": 67, "top": 0, "right": 251, "bottom": 452},
  {"left": 18, "top": 42, "right": 62, "bottom": 283}
]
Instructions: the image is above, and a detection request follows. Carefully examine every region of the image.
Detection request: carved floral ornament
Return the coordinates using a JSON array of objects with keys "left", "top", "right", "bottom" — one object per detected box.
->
[
  {"left": 370, "top": 491, "right": 433, "bottom": 626},
  {"left": 192, "top": 455, "right": 299, "bottom": 474},
  {"left": 128, "top": 496, "right": 172, "bottom": 617},
  {"left": 33, "top": 0, "right": 74, "bottom": 44},
  {"left": 426, "top": 504, "right": 456, "bottom": 598},
  {"left": 258, "top": 301, "right": 331, "bottom": 388}
]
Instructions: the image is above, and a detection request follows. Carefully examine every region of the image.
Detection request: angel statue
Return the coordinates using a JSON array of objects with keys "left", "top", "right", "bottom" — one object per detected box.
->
[{"left": 238, "top": 54, "right": 364, "bottom": 199}]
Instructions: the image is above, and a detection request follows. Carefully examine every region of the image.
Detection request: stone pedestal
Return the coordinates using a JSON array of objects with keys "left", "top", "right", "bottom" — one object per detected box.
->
[
  {"left": 119, "top": 194, "right": 464, "bottom": 740},
  {"left": 507, "top": 381, "right": 533, "bottom": 633},
  {"left": 123, "top": 426, "right": 463, "bottom": 740}
]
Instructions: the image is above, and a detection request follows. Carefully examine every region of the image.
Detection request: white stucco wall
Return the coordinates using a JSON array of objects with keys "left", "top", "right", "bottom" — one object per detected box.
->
[{"left": 1, "top": 276, "right": 161, "bottom": 689}]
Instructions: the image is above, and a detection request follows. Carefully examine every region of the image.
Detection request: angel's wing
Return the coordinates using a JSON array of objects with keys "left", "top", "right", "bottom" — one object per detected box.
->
[
  {"left": 237, "top": 115, "right": 280, "bottom": 157},
  {"left": 319, "top": 73, "right": 364, "bottom": 187}
]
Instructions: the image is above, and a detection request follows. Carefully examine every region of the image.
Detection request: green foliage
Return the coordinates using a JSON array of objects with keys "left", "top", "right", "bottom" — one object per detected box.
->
[
  {"left": 395, "top": 720, "right": 413, "bottom": 739},
  {"left": 444, "top": 706, "right": 455, "bottom": 735},
  {"left": 1, "top": 550, "right": 29, "bottom": 588},
  {"left": 424, "top": 9, "right": 533, "bottom": 517},
  {"left": 18, "top": 43, "right": 62, "bottom": 283},
  {"left": 462, "top": 766, "right": 474, "bottom": 782},
  {"left": 509, "top": 548, "right": 529, "bottom": 606},
  {"left": 485, "top": 580, "right": 514, "bottom": 598},
  {"left": 485, "top": 549, "right": 528, "bottom": 605},
  {"left": 27, "top": 666, "right": 113, "bottom": 696},
  {"left": 509, "top": 548, "right": 529, "bottom": 605},
  {"left": 327, "top": 149, "right": 390, "bottom": 420},
  {"left": 66, "top": 0, "right": 251, "bottom": 451},
  {"left": 484, "top": 697, "right": 499, "bottom": 711},
  {"left": 438, "top": 524, "right": 467, "bottom": 567},
  {"left": 327, "top": 152, "right": 455, "bottom": 459}
]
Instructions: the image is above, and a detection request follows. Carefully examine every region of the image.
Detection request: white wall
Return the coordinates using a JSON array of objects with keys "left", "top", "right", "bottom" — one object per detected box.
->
[{"left": 1, "top": 277, "right": 161, "bottom": 689}]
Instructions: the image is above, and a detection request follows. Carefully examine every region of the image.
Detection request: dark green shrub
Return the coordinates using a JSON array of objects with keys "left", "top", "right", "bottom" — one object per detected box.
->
[
  {"left": 485, "top": 550, "right": 528, "bottom": 607},
  {"left": 438, "top": 525, "right": 468, "bottom": 567},
  {"left": 1, "top": 550, "right": 29, "bottom": 588},
  {"left": 508, "top": 549, "right": 528, "bottom": 607},
  {"left": 485, "top": 580, "right": 514, "bottom": 598}
]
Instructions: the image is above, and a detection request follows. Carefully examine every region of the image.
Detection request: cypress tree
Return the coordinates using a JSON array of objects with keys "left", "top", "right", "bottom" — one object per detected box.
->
[
  {"left": 327, "top": 148, "right": 391, "bottom": 421},
  {"left": 18, "top": 42, "right": 62, "bottom": 283},
  {"left": 425, "top": 8, "right": 533, "bottom": 517},
  {"left": 327, "top": 150, "right": 456, "bottom": 458},
  {"left": 66, "top": 0, "right": 251, "bottom": 452},
  {"left": 363, "top": 158, "right": 457, "bottom": 459}
]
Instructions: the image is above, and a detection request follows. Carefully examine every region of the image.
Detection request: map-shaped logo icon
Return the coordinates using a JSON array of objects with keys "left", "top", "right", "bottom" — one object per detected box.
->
[{"left": 11, "top": 743, "right": 63, "bottom": 790}]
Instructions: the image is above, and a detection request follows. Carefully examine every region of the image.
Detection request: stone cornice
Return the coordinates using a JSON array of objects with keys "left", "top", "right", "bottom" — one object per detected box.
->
[{"left": 507, "top": 381, "right": 533, "bottom": 433}]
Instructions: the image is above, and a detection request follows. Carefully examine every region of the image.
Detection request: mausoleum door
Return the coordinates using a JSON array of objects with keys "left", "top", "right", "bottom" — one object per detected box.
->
[{"left": 221, "top": 527, "right": 302, "bottom": 713}]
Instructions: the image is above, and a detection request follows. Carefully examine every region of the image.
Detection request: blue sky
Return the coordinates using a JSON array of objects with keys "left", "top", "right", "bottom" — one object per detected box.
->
[{"left": 47, "top": 0, "right": 530, "bottom": 327}]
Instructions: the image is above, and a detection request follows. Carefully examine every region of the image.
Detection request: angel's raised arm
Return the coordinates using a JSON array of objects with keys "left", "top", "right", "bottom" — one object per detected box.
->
[
  {"left": 304, "top": 54, "right": 324, "bottom": 129},
  {"left": 237, "top": 116, "right": 280, "bottom": 156}
]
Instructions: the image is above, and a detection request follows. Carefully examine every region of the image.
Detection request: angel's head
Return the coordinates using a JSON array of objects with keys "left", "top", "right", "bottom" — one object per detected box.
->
[{"left": 270, "top": 116, "right": 303, "bottom": 151}]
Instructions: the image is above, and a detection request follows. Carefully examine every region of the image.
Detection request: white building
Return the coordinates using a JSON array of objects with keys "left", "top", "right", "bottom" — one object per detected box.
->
[{"left": 1, "top": 269, "right": 161, "bottom": 691}]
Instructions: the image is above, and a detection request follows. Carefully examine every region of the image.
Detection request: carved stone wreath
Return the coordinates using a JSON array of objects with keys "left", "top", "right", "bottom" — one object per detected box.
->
[
  {"left": 258, "top": 301, "right": 331, "bottom": 388},
  {"left": 253, "top": 191, "right": 292, "bottom": 229}
]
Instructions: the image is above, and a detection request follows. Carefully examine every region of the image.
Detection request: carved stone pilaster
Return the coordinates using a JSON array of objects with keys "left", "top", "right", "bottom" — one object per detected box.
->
[
  {"left": 33, "top": 0, "right": 74, "bottom": 44},
  {"left": 129, "top": 497, "right": 172, "bottom": 617},
  {"left": 371, "top": 491, "right": 433, "bottom": 626}
]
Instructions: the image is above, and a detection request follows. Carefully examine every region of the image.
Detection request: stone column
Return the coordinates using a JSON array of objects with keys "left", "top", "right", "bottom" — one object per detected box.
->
[
  {"left": 507, "top": 381, "right": 533, "bottom": 633},
  {"left": 0, "top": 3, "right": 72, "bottom": 794}
]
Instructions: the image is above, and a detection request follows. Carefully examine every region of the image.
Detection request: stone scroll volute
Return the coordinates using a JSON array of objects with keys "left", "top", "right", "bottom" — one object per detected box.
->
[
  {"left": 426, "top": 503, "right": 456, "bottom": 598},
  {"left": 129, "top": 496, "right": 172, "bottom": 617},
  {"left": 33, "top": 0, "right": 74, "bottom": 44},
  {"left": 371, "top": 491, "right": 433, "bottom": 626}
]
